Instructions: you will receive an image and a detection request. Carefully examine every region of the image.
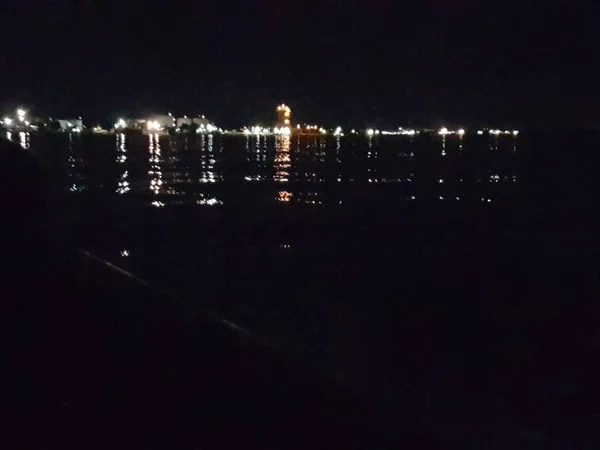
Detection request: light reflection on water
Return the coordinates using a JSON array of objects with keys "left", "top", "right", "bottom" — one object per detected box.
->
[
  {"left": 52, "top": 131, "right": 527, "bottom": 400},
  {"left": 55, "top": 133, "right": 519, "bottom": 207}
]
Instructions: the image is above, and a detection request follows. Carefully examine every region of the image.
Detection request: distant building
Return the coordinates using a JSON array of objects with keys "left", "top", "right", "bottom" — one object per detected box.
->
[
  {"left": 147, "top": 114, "right": 175, "bottom": 130},
  {"left": 176, "top": 117, "right": 193, "bottom": 128},
  {"left": 194, "top": 115, "right": 218, "bottom": 133},
  {"left": 193, "top": 115, "right": 209, "bottom": 127},
  {"left": 57, "top": 119, "right": 83, "bottom": 131},
  {"left": 276, "top": 104, "right": 292, "bottom": 129}
]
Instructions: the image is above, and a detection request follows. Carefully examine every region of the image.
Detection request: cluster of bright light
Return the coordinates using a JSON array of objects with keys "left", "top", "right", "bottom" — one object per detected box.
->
[
  {"left": 4, "top": 117, "right": 12, "bottom": 126},
  {"left": 197, "top": 197, "right": 222, "bottom": 206},
  {"left": 245, "top": 125, "right": 270, "bottom": 135},
  {"left": 114, "top": 119, "right": 127, "bottom": 129},
  {"left": 333, "top": 127, "right": 343, "bottom": 136},
  {"left": 396, "top": 127, "right": 417, "bottom": 136},
  {"left": 439, "top": 127, "right": 466, "bottom": 136},
  {"left": 277, "top": 104, "right": 292, "bottom": 127},
  {"left": 147, "top": 120, "right": 161, "bottom": 131},
  {"left": 305, "top": 125, "right": 319, "bottom": 130},
  {"left": 319, "top": 128, "right": 327, "bottom": 134},
  {"left": 277, "top": 104, "right": 291, "bottom": 115},
  {"left": 366, "top": 129, "right": 380, "bottom": 136},
  {"left": 71, "top": 127, "right": 82, "bottom": 133},
  {"left": 17, "top": 109, "right": 26, "bottom": 121},
  {"left": 197, "top": 123, "right": 217, "bottom": 133},
  {"left": 274, "top": 127, "right": 291, "bottom": 135},
  {"left": 488, "top": 129, "right": 519, "bottom": 136}
]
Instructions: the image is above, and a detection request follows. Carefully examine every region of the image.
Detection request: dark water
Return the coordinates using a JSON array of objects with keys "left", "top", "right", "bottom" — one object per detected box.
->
[{"left": 16, "top": 131, "right": 600, "bottom": 445}]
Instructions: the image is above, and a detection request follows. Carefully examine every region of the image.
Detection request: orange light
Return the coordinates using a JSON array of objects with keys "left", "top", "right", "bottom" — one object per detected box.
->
[{"left": 278, "top": 191, "right": 293, "bottom": 202}]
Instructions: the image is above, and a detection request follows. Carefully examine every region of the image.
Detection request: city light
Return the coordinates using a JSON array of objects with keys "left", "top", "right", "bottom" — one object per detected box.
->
[
  {"left": 513, "top": 130, "right": 519, "bottom": 136},
  {"left": 477, "top": 130, "right": 484, "bottom": 135},
  {"left": 250, "top": 125, "right": 270, "bottom": 134},
  {"left": 334, "top": 126, "right": 343, "bottom": 136},
  {"left": 367, "top": 129, "right": 374, "bottom": 136},
  {"left": 115, "top": 119, "right": 126, "bottom": 129},
  {"left": 17, "top": 109, "right": 26, "bottom": 121},
  {"left": 147, "top": 120, "right": 161, "bottom": 131},
  {"left": 274, "top": 127, "right": 291, "bottom": 135},
  {"left": 3, "top": 118, "right": 12, "bottom": 126},
  {"left": 458, "top": 129, "right": 465, "bottom": 136},
  {"left": 439, "top": 127, "right": 449, "bottom": 135}
]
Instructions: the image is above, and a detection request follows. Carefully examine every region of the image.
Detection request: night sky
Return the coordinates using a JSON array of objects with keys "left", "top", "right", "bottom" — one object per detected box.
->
[{"left": 0, "top": 0, "right": 598, "bottom": 128}]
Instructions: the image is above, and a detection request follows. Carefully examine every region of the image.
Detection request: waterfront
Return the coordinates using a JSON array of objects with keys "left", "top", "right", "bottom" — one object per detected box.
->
[{"left": 11, "top": 130, "right": 600, "bottom": 446}]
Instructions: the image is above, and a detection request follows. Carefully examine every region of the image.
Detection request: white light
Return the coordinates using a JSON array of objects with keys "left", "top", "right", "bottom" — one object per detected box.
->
[
  {"left": 375, "top": 130, "right": 380, "bottom": 135},
  {"left": 438, "top": 179, "right": 444, "bottom": 183},
  {"left": 367, "top": 129, "right": 374, "bottom": 136},
  {"left": 121, "top": 250, "right": 130, "bottom": 257},
  {"left": 72, "top": 127, "right": 81, "bottom": 133},
  {"left": 115, "top": 119, "right": 126, "bottom": 129},
  {"left": 439, "top": 127, "right": 449, "bottom": 135},
  {"left": 17, "top": 109, "right": 26, "bottom": 120},
  {"left": 3, "top": 118, "right": 12, "bottom": 126},
  {"left": 458, "top": 129, "right": 465, "bottom": 136},
  {"left": 334, "top": 126, "right": 342, "bottom": 136},
  {"left": 477, "top": 130, "right": 483, "bottom": 135},
  {"left": 513, "top": 130, "right": 519, "bottom": 136},
  {"left": 24, "top": 121, "right": 30, "bottom": 126},
  {"left": 147, "top": 120, "right": 161, "bottom": 131}
]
